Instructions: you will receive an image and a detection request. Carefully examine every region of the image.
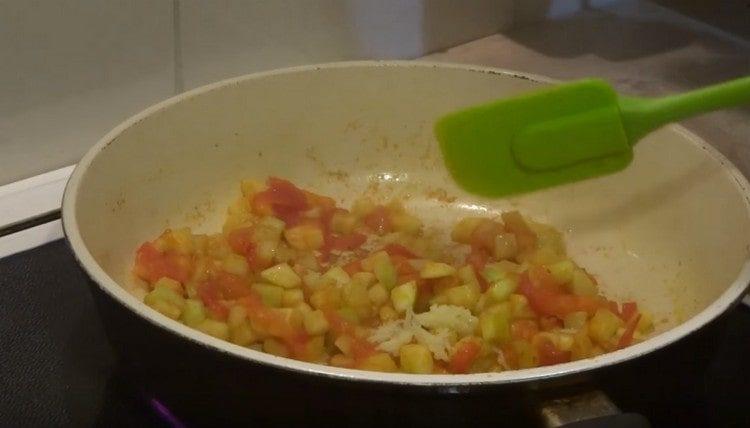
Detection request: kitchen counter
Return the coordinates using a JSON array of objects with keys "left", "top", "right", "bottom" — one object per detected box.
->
[{"left": 423, "top": 1, "right": 750, "bottom": 175}]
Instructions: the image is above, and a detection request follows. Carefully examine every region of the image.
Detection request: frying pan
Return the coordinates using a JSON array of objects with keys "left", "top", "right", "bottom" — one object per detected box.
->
[{"left": 62, "top": 62, "right": 750, "bottom": 426}]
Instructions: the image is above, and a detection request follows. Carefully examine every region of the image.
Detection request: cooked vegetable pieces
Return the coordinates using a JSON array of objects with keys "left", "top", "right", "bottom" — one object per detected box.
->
[{"left": 133, "top": 177, "right": 652, "bottom": 374}]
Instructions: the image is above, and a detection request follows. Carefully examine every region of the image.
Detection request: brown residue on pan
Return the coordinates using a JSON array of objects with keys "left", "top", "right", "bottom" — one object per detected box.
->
[
  {"left": 425, "top": 187, "right": 457, "bottom": 203},
  {"left": 344, "top": 119, "right": 362, "bottom": 132},
  {"left": 184, "top": 199, "right": 215, "bottom": 225},
  {"left": 326, "top": 170, "right": 349, "bottom": 181}
]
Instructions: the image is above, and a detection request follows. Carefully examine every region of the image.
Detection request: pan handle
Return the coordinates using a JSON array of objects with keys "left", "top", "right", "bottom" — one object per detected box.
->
[{"left": 538, "top": 388, "right": 650, "bottom": 428}]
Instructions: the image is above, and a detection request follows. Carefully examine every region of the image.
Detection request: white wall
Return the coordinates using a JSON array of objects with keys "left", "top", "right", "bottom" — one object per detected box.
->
[{"left": 0, "top": 0, "right": 515, "bottom": 185}]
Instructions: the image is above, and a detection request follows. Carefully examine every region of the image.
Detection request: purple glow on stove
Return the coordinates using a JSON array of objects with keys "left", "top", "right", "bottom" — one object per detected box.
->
[{"left": 149, "top": 397, "right": 187, "bottom": 428}]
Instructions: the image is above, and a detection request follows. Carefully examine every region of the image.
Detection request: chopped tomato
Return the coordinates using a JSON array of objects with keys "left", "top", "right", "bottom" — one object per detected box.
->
[
  {"left": 327, "top": 232, "right": 367, "bottom": 251},
  {"left": 227, "top": 227, "right": 254, "bottom": 255},
  {"left": 500, "top": 344, "right": 519, "bottom": 369},
  {"left": 539, "top": 316, "right": 563, "bottom": 331},
  {"left": 350, "top": 337, "right": 377, "bottom": 361},
  {"left": 227, "top": 227, "right": 271, "bottom": 270},
  {"left": 518, "top": 268, "right": 604, "bottom": 318},
  {"left": 214, "top": 271, "right": 252, "bottom": 299},
  {"left": 470, "top": 220, "right": 504, "bottom": 252},
  {"left": 133, "top": 242, "right": 192, "bottom": 283},
  {"left": 528, "top": 265, "right": 564, "bottom": 292},
  {"left": 342, "top": 259, "right": 363, "bottom": 276},
  {"left": 501, "top": 211, "right": 536, "bottom": 253},
  {"left": 536, "top": 337, "right": 571, "bottom": 366},
  {"left": 449, "top": 339, "right": 481, "bottom": 374},
  {"left": 304, "top": 190, "right": 337, "bottom": 211},
  {"left": 620, "top": 301, "right": 638, "bottom": 321},
  {"left": 466, "top": 247, "right": 490, "bottom": 290},
  {"left": 382, "top": 243, "right": 418, "bottom": 259},
  {"left": 251, "top": 177, "right": 309, "bottom": 224},
  {"left": 511, "top": 320, "right": 539, "bottom": 341},
  {"left": 617, "top": 313, "right": 641, "bottom": 349},
  {"left": 363, "top": 205, "right": 391, "bottom": 235},
  {"left": 197, "top": 281, "right": 229, "bottom": 320}
]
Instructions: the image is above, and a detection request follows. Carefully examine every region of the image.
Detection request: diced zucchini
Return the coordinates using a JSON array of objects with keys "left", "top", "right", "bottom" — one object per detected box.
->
[
  {"left": 309, "top": 286, "right": 342, "bottom": 310},
  {"left": 282, "top": 289, "right": 305, "bottom": 307},
  {"left": 457, "top": 265, "right": 480, "bottom": 288},
  {"left": 358, "top": 353, "right": 398, "bottom": 372},
  {"left": 263, "top": 338, "right": 290, "bottom": 357},
  {"left": 379, "top": 305, "right": 398, "bottom": 322},
  {"left": 343, "top": 281, "right": 370, "bottom": 309},
  {"left": 368, "top": 283, "right": 389, "bottom": 306},
  {"left": 331, "top": 211, "right": 358, "bottom": 234},
  {"left": 570, "top": 269, "right": 598, "bottom": 296},
  {"left": 351, "top": 271, "right": 377, "bottom": 287},
  {"left": 337, "top": 307, "right": 360, "bottom": 324},
  {"left": 479, "top": 303, "right": 511, "bottom": 343},
  {"left": 420, "top": 261, "right": 456, "bottom": 279},
  {"left": 351, "top": 197, "right": 375, "bottom": 218},
  {"left": 390, "top": 281, "right": 417, "bottom": 313},
  {"left": 181, "top": 299, "right": 206, "bottom": 327},
  {"left": 482, "top": 264, "right": 508, "bottom": 283},
  {"left": 197, "top": 319, "right": 230, "bottom": 340},
  {"left": 153, "top": 277, "right": 183, "bottom": 294},
  {"left": 509, "top": 294, "right": 536, "bottom": 319},
  {"left": 451, "top": 217, "right": 484, "bottom": 244},
  {"left": 303, "top": 271, "right": 323, "bottom": 290},
  {"left": 240, "top": 179, "right": 263, "bottom": 198},
  {"left": 391, "top": 212, "right": 422, "bottom": 234},
  {"left": 399, "top": 344, "right": 434, "bottom": 374},
  {"left": 334, "top": 335, "right": 353, "bottom": 355},
  {"left": 589, "top": 309, "right": 623, "bottom": 346},
  {"left": 303, "top": 309, "right": 330, "bottom": 335},
  {"left": 144, "top": 283, "right": 185, "bottom": 319},
  {"left": 260, "top": 263, "right": 302, "bottom": 288},
  {"left": 637, "top": 311, "right": 654, "bottom": 334},
  {"left": 372, "top": 251, "right": 397, "bottom": 289},
  {"left": 273, "top": 243, "right": 296, "bottom": 263},
  {"left": 229, "top": 322, "right": 257, "bottom": 346},
  {"left": 563, "top": 311, "right": 588, "bottom": 330},
  {"left": 251, "top": 283, "right": 284, "bottom": 307},
  {"left": 444, "top": 284, "right": 480, "bottom": 309},
  {"left": 488, "top": 278, "right": 517, "bottom": 302},
  {"left": 227, "top": 305, "right": 248, "bottom": 328},
  {"left": 222, "top": 253, "right": 249, "bottom": 276},
  {"left": 571, "top": 330, "right": 594, "bottom": 360},
  {"left": 284, "top": 224, "right": 325, "bottom": 250},
  {"left": 493, "top": 233, "right": 518, "bottom": 260},
  {"left": 511, "top": 340, "right": 539, "bottom": 368},
  {"left": 253, "top": 216, "right": 286, "bottom": 242},
  {"left": 322, "top": 266, "right": 351, "bottom": 287},
  {"left": 548, "top": 260, "right": 575, "bottom": 284}
]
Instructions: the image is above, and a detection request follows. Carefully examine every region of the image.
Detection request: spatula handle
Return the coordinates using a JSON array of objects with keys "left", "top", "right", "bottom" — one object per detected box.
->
[{"left": 619, "top": 75, "right": 750, "bottom": 143}]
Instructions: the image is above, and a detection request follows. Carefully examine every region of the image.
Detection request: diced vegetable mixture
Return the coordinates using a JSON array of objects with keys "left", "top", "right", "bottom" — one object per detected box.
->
[{"left": 132, "top": 177, "right": 653, "bottom": 374}]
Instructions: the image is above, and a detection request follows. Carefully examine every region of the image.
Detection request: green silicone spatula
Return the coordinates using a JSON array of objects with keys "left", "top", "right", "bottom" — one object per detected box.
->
[{"left": 436, "top": 76, "right": 750, "bottom": 197}]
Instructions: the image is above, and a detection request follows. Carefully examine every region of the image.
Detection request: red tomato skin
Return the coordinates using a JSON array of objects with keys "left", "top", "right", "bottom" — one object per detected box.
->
[
  {"left": 518, "top": 268, "right": 603, "bottom": 318},
  {"left": 511, "top": 320, "right": 539, "bottom": 341},
  {"left": 537, "top": 338, "right": 572, "bottom": 366},
  {"left": 134, "top": 242, "right": 192, "bottom": 284},
  {"left": 382, "top": 243, "right": 418, "bottom": 259},
  {"left": 197, "top": 282, "right": 229, "bottom": 320},
  {"left": 449, "top": 340, "right": 481, "bottom": 374},
  {"left": 328, "top": 232, "right": 367, "bottom": 251}
]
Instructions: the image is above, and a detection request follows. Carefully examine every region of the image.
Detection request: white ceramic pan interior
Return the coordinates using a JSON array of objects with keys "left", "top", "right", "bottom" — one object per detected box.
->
[{"left": 62, "top": 61, "right": 750, "bottom": 386}]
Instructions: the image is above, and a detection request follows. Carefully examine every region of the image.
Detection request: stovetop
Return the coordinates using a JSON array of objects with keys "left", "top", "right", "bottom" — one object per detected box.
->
[{"left": 1, "top": 239, "right": 748, "bottom": 427}]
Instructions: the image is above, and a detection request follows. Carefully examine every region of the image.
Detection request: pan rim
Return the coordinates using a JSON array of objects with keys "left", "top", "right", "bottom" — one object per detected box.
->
[{"left": 61, "top": 60, "right": 750, "bottom": 387}]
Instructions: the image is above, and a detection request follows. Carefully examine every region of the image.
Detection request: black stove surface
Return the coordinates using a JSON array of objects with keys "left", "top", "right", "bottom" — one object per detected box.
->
[{"left": 1, "top": 240, "right": 748, "bottom": 427}]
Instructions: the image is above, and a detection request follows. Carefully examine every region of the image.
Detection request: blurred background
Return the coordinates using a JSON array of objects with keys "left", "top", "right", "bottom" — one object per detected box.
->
[
  {"left": 1, "top": 1, "right": 749, "bottom": 426},
  {"left": 1, "top": 0, "right": 748, "bottom": 187}
]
